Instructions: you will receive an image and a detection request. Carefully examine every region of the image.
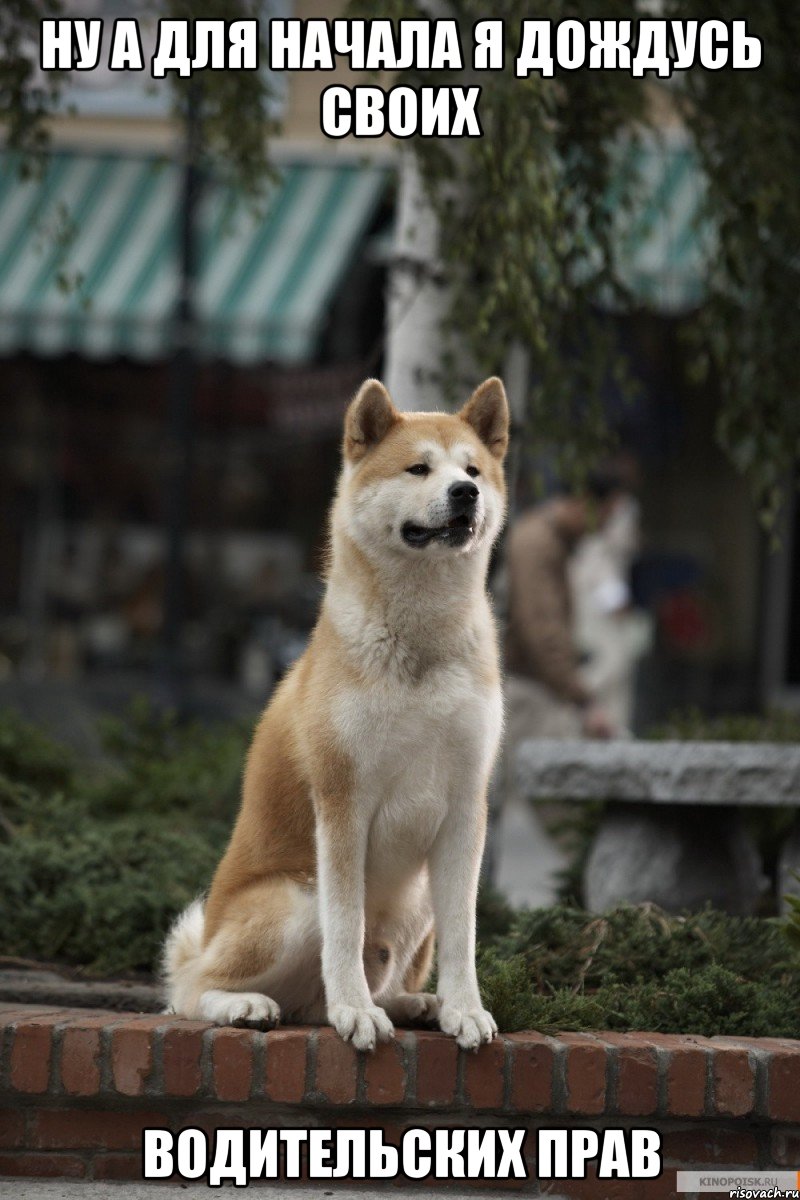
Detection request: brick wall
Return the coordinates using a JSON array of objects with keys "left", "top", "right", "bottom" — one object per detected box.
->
[{"left": 1, "top": 1004, "right": 799, "bottom": 1196}]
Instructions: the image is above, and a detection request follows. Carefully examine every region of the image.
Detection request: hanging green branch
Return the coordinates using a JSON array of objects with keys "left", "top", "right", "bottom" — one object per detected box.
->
[
  {"left": 353, "top": 0, "right": 649, "bottom": 484},
  {"left": 1, "top": 0, "right": 62, "bottom": 164},
  {"left": 162, "top": 0, "right": 279, "bottom": 194},
  {"left": 665, "top": 0, "right": 800, "bottom": 529},
  {"left": 0, "top": 0, "right": 278, "bottom": 194},
  {"left": 357, "top": 0, "right": 800, "bottom": 518}
]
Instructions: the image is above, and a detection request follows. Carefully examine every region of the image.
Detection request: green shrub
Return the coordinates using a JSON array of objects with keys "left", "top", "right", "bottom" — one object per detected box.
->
[
  {"left": 493, "top": 903, "right": 794, "bottom": 990},
  {"left": 648, "top": 707, "right": 800, "bottom": 743},
  {"left": 0, "top": 701, "right": 246, "bottom": 975},
  {"left": 90, "top": 697, "right": 248, "bottom": 819},
  {"left": 785, "top": 874, "right": 800, "bottom": 953},
  {"left": 0, "top": 813, "right": 226, "bottom": 974},
  {"left": 0, "top": 708, "right": 74, "bottom": 791},
  {"left": 478, "top": 958, "right": 800, "bottom": 1040},
  {"left": 475, "top": 902, "right": 800, "bottom": 1037}
]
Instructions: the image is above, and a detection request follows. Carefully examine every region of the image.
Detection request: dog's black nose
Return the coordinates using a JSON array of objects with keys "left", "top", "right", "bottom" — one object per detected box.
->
[{"left": 448, "top": 480, "right": 479, "bottom": 508}]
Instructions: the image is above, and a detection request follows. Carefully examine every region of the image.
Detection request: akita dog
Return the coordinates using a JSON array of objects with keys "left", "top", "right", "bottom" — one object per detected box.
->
[{"left": 163, "top": 376, "right": 509, "bottom": 1051}]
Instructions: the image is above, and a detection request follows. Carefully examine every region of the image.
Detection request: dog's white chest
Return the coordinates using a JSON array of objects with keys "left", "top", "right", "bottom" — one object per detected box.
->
[
  {"left": 335, "top": 661, "right": 496, "bottom": 777},
  {"left": 332, "top": 662, "right": 501, "bottom": 886}
]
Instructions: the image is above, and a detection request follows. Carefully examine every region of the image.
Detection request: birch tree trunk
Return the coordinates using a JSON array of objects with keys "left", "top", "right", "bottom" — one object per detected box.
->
[{"left": 383, "top": 151, "right": 453, "bottom": 412}]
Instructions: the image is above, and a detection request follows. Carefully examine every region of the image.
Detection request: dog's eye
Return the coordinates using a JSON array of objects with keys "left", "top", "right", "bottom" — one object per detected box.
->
[
  {"left": 406, "top": 463, "right": 430, "bottom": 476},
  {"left": 466, "top": 465, "right": 480, "bottom": 478}
]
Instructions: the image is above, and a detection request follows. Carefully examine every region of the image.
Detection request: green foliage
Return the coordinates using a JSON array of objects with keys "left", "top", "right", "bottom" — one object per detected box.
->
[
  {"left": 163, "top": 0, "right": 279, "bottom": 196},
  {"left": 355, "top": 0, "right": 646, "bottom": 484},
  {"left": 666, "top": 0, "right": 800, "bottom": 529},
  {"left": 649, "top": 706, "right": 800, "bottom": 744},
  {"left": 785, "top": 874, "right": 800, "bottom": 955},
  {"left": 0, "top": 0, "right": 61, "bottom": 160},
  {"left": 1, "top": 0, "right": 277, "bottom": 196},
  {"left": 475, "top": 880, "right": 517, "bottom": 941},
  {"left": 90, "top": 697, "right": 247, "bottom": 819},
  {"left": 492, "top": 903, "right": 794, "bottom": 989},
  {"left": 354, "top": 0, "right": 800, "bottom": 518},
  {"left": 0, "top": 707, "right": 74, "bottom": 791},
  {"left": 0, "top": 702, "right": 246, "bottom": 974},
  {"left": 478, "top": 947, "right": 608, "bottom": 1034},
  {"left": 477, "top": 902, "right": 800, "bottom": 1037},
  {"left": 0, "top": 811, "right": 223, "bottom": 974}
]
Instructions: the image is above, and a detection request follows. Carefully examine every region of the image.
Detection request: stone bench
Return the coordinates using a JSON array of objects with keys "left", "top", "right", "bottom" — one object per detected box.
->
[{"left": 516, "top": 740, "right": 800, "bottom": 914}]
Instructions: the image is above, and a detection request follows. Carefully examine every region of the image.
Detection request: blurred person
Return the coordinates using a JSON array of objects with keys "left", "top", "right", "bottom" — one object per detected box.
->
[
  {"left": 570, "top": 490, "right": 653, "bottom": 733},
  {"left": 489, "top": 469, "right": 628, "bottom": 908},
  {"left": 503, "top": 468, "right": 627, "bottom": 744}
]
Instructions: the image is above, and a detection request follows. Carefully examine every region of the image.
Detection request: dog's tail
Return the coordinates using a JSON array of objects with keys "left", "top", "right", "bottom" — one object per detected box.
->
[{"left": 161, "top": 898, "right": 205, "bottom": 1014}]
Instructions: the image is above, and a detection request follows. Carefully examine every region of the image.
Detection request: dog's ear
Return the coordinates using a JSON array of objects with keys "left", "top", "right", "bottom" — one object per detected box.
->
[
  {"left": 344, "top": 379, "right": 400, "bottom": 462},
  {"left": 459, "top": 377, "right": 509, "bottom": 460}
]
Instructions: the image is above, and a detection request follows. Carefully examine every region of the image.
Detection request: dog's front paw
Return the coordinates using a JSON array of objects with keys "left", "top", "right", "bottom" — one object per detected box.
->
[
  {"left": 199, "top": 990, "right": 281, "bottom": 1029},
  {"left": 384, "top": 992, "right": 440, "bottom": 1025},
  {"left": 329, "top": 1003, "right": 394, "bottom": 1051},
  {"left": 438, "top": 1002, "right": 497, "bottom": 1050}
]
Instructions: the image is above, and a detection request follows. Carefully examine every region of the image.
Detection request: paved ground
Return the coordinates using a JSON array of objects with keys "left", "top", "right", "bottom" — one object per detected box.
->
[{"left": 1, "top": 1183, "right": 552, "bottom": 1199}]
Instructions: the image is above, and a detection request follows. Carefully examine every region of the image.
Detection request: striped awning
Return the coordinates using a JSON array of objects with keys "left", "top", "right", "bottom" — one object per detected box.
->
[{"left": 0, "top": 152, "right": 389, "bottom": 364}]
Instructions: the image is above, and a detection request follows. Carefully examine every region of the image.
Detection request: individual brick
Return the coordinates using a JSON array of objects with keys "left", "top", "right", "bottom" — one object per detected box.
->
[
  {"left": 162, "top": 1022, "right": 208, "bottom": 1098},
  {"left": 415, "top": 1032, "right": 458, "bottom": 1106},
  {"left": 263, "top": 1029, "right": 309, "bottom": 1103},
  {"left": 712, "top": 1047, "right": 755, "bottom": 1117},
  {"left": 314, "top": 1028, "right": 358, "bottom": 1104},
  {"left": 463, "top": 1036, "right": 506, "bottom": 1110},
  {"left": 768, "top": 1046, "right": 800, "bottom": 1122},
  {"left": 210, "top": 1028, "right": 254, "bottom": 1102},
  {"left": 9, "top": 1016, "right": 62, "bottom": 1094},
  {"left": 60, "top": 1026, "right": 103, "bottom": 1097},
  {"left": 552, "top": 1166, "right": 680, "bottom": 1200},
  {"left": 662, "top": 1126, "right": 758, "bottom": 1166},
  {"left": 561, "top": 1033, "right": 606, "bottom": 1115},
  {"left": 110, "top": 1023, "right": 158, "bottom": 1097},
  {"left": 93, "top": 1152, "right": 147, "bottom": 1180},
  {"left": 508, "top": 1033, "right": 555, "bottom": 1114},
  {"left": 771, "top": 1125, "right": 800, "bottom": 1166},
  {"left": 663, "top": 1038, "right": 709, "bottom": 1118},
  {"left": 0, "top": 1107, "right": 26, "bottom": 1148},
  {"left": 363, "top": 1035, "right": 408, "bottom": 1105},
  {"left": 601, "top": 1033, "right": 659, "bottom": 1116}
]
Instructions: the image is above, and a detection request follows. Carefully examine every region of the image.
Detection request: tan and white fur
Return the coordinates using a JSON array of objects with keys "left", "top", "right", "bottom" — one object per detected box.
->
[{"left": 163, "top": 376, "right": 509, "bottom": 1051}]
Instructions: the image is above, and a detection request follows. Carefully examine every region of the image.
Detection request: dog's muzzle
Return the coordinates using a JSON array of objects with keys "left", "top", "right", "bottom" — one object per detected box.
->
[{"left": 401, "top": 482, "right": 480, "bottom": 548}]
